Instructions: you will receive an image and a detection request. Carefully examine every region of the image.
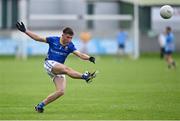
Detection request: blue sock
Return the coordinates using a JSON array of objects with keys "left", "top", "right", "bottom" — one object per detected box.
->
[
  {"left": 38, "top": 102, "right": 45, "bottom": 108},
  {"left": 82, "top": 74, "right": 88, "bottom": 80}
]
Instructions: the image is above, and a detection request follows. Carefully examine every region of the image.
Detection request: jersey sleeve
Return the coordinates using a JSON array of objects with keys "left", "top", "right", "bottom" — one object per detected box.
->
[
  {"left": 69, "top": 43, "right": 77, "bottom": 53},
  {"left": 46, "top": 36, "right": 58, "bottom": 44},
  {"left": 46, "top": 37, "right": 52, "bottom": 44}
]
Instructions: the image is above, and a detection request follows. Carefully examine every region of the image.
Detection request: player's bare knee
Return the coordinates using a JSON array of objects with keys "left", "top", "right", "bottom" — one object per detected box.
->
[{"left": 63, "top": 67, "right": 71, "bottom": 74}]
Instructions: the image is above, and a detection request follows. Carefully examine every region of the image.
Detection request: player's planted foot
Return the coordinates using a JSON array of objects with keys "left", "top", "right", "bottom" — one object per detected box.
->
[
  {"left": 35, "top": 102, "right": 45, "bottom": 113},
  {"left": 35, "top": 105, "right": 44, "bottom": 113}
]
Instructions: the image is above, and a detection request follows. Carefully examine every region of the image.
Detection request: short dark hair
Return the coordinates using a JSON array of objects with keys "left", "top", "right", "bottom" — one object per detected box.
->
[
  {"left": 166, "top": 26, "right": 172, "bottom": 31},
  {"left": 63, "top": 27, "right": 74, "bottom": 36}
]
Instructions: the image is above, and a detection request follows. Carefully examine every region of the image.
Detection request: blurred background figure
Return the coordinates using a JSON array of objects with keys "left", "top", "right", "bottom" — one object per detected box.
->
[
  {"left": 117, "top": 30, "right": 128, "bottom": 57},
  {"left": 164, "top": 26, "right": 176, "bottom": 69},
  {"left": 158, "top": 31, "right": 166, "bottom": 59},
  {"left": 80, "top": 32, "right": 91, "bottom": 54}
]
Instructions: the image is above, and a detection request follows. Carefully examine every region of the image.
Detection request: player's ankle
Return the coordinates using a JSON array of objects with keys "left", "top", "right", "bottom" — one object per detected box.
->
[
  {"left": 81, "top": 72, "right": 90, "bottom": 80},
  {"left": 38, "top": 102, "right": 45, "bottom": 108}
]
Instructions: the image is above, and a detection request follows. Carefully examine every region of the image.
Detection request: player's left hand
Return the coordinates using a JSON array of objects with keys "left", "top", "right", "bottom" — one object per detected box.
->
[{"left": 89, "top": 56, "right": 95, "bottom": 64}]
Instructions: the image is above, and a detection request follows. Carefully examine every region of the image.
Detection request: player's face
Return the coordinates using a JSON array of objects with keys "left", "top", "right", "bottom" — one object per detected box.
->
[
  {"left": 62, "top": 34, "right": 73, "bottom": 45},
  {"left": 166, "top": 29, "right": 171, "bottom": 34}
]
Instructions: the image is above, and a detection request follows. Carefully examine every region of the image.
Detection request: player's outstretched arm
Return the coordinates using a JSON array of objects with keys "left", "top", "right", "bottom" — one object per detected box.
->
[
  {"left": 73, "top": 50, "right": 95, "bottom": 64},
  {"left": 16, "top": 22, "right": 46, "bottom": 43}
]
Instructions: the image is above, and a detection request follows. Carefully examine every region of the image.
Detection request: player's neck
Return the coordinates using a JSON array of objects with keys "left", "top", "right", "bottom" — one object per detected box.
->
[{"left": 60, "top": 37, "right": 66, "bottom": 46}]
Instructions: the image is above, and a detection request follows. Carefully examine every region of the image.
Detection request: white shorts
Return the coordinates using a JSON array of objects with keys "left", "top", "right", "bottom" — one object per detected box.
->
[{"left": 44, "top": 60, "right": 65, "bottom": 80}]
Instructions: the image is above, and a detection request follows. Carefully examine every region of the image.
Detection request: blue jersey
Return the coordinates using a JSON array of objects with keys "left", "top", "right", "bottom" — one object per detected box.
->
[
  {"left": 117, "top": 31, "right": 127, "bottom": 45},
  {"left": 46, "top": 36, "right": 77, "bottom": 63},
  {"left": 165, "top": 32, "right": 175, "bottom": 52}
]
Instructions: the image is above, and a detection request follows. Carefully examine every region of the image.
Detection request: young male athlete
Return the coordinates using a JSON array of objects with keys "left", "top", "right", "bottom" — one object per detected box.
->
[
  {"left": 16, "top": 22, "right": 97, "bottom": 113},
  {"left": 164, "top": 26, "right": 176, "bottom": 69}
]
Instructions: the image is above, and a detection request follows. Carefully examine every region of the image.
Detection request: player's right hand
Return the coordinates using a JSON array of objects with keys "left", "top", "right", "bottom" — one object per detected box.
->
[
  {"left": 16, "top": 22, "right": 26, "bottom": 32},
  {"left": 89, "top": 56, "right": 96, "bottom": 64}
]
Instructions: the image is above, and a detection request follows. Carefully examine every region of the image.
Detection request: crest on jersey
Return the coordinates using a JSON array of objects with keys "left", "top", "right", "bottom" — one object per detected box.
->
[{"left": 65, "top": 46, "right": 68, "bottom": 50}]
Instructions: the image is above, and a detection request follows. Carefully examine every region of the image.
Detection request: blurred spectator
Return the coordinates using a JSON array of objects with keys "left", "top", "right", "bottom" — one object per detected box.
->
[
  {"left": 117, "top": 30, "right": 128, "bottom": 56},
  {"left": 80, "top": 32, "right": 91, "bottom": 54},
  {"left": 158, "top": 31, "right": 166, "bottom": 59},
  {"left": 164, "top": 26, "right": 176, "bottom": 69}
]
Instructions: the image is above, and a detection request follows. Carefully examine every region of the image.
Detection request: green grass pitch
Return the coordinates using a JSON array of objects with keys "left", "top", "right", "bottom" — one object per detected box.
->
[{"left": 0, "top": 55, "right": 180, "bottom": 120}]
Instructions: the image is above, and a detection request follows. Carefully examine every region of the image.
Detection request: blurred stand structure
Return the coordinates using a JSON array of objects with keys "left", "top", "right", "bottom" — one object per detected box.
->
[{"left": 0, "top": 0, "right": 180, "bottom": 59}]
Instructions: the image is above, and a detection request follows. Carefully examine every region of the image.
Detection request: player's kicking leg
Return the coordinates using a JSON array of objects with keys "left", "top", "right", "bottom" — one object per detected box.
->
[{"left": 52, "top": 63, "right": 97, "bottom": 82}]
